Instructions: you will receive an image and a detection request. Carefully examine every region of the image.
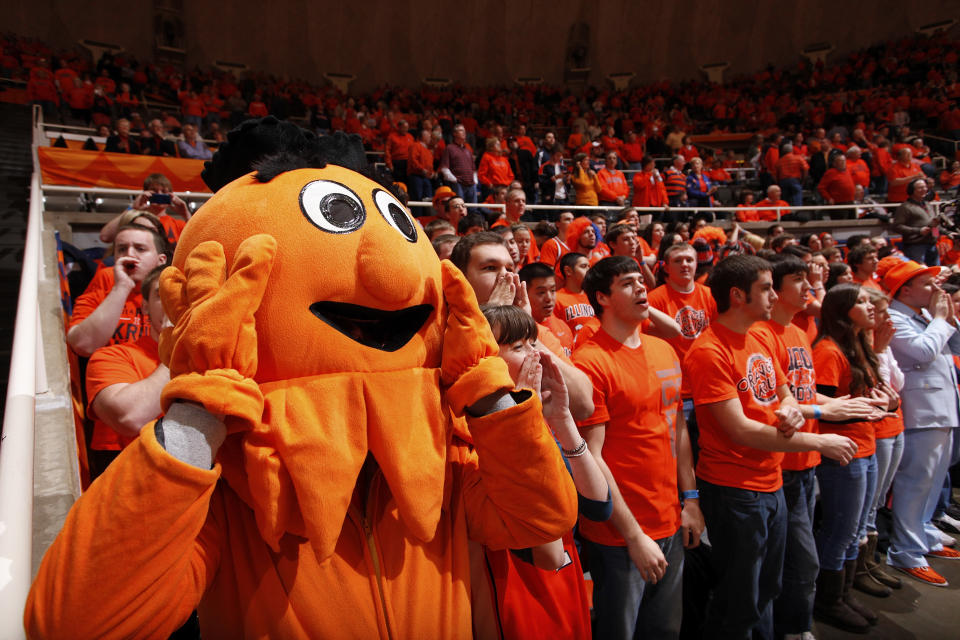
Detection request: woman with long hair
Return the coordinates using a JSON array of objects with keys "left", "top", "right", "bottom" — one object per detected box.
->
[{"left": 812, "top": 284, "right": 896, "bottom": 632}]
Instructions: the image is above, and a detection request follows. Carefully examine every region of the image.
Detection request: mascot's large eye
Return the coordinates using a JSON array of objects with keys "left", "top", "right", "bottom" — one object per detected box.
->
[
  {"left": 373, "top": 189, "right": 418, "bottom": 243},
  {"left": 299, "top": 180, "right": 366, "bottom": 234}
]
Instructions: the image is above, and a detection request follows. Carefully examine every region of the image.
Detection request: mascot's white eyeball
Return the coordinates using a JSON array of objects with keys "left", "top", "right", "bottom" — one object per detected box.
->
[
  {"left": 299, "top": 180, "right": 366, "bottom": 234},
  {"left": 373, "top": 188, "right": 418, "bottom": 243}
]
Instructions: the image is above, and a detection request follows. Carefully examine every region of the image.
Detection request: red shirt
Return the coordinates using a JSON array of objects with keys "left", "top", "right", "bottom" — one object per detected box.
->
[
  {"left": 812, "top": 338, "right": 876, "bottom": 458},
  {"left": 575, "top": 329, "right": 683, "bottom": 543},
  {"left": 752, "top": 198, "right": 790, "bottom": 221},
  {"left": 686, "top": 322, "right": 787, "bottom": 491},
  {"left": 818, "top": 168, "right": 856, "bottom": 204},
  {"left": 751, "top": 321, "right": 821, "bottom": 470}
]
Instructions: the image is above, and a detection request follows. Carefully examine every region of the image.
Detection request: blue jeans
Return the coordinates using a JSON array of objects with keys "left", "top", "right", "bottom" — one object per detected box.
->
[
  {"left": 698, "top": 480, "right": 786, "bottom": 640},
  {"left": 816, "top": 455, "right": 875, "bottom": 570},
  {"left": 586, "top": 529, "right": 684, "bottom": 640},
  {"left": 867, "top": 433, "right": 905, "bottom": 532},
  {"left": 451, "top": 182, "right": 477, "bottom": 204},
  {"left": 407, "top": 175, "right": 432, "bottom": 202},
  {"left": 779, "top": 178, "right": 803, "bottom": 207},
  {"left": 901, "top": 243, "right": 939, "bottom": 266},
  {"left": 774, "top": 468, "right": 819, "bottom": 637},
  {"left": 889, "top": 428, "right": 954, "bottom": 567}
]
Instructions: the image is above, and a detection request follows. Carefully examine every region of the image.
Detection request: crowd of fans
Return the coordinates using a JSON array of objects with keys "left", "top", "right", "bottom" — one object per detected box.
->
[
  {"left": 14, "top": 24, "right": 960, "bottom": 639},
  {"left": 5, "top": 30, "right": 960, "bottom": 212}
]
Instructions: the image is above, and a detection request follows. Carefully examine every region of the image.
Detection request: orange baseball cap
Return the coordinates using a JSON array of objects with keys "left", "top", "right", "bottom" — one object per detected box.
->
[
  {"left": 878, "top": 256, "right": 940, "bottom": 297},
  {"left": 432, "top": 186, "right": 457, "bottom": 208}
]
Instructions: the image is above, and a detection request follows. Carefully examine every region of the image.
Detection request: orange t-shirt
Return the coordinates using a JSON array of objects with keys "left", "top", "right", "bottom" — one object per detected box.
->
[
  {"left": 588, "top": 242, "right": 610, "bottom": 265},
  {"left": 574, "top": 329, "right": 683, "bottom": 543},
  {"left": 874, "top": 408, "right": 905, "bottom": 439},
  {"left": 792, "top": 292, "right": 819, "bottom": 344},
  {"left": 85, "top": 334, "right": 161, "bottom": 451},
  {"left": 685, "top": 322, "right": 787, "bottom": 491},
  {"left": 812, "top": 338, "right": 876, "bottom": 458},
  {"left": 554, "top": 289, "right": 600, "bottom": 340},
  {"left": 647, "top": 282, "right": 717, "bottom": 397},
  {"left": 751, "top": 320, "right": 821, "bottom": 471},
  {"left": 538, "top": 237, "right": 568, "bottom": 269},
  {"left": 538, "top": 319, "right": 574, "bottom": 360},
  {"left": 68, "top": 269, "right": 147, "bottom": 349},
  {"left": 886, "top": 163, "right": 922, "bottom": 203},
  {"left": 159, "top": 213, "right": 187, "bottom": 244}
]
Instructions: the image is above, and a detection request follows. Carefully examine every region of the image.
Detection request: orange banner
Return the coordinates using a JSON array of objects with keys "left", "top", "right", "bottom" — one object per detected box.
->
[{"left": 38, "top": 147, "right": 211, "bottom": 192}]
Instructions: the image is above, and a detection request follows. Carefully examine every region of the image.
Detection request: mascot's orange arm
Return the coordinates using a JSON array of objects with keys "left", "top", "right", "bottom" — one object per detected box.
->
[
  {"left": 457, "top": 391, "right": 578, "bottom": 550},
  {"left": 24, "top": 423, "right": 223, "bottom": 640}
]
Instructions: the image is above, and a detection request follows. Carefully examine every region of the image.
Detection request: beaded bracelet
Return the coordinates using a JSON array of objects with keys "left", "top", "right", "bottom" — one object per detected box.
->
[{"left": 562, "top": 437, "right": 588, "bottom": 458}]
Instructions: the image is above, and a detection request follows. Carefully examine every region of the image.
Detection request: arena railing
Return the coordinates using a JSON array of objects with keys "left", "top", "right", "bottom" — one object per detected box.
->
[
  {"left": 405, "top": 199, "right": 942, "bottom": 223},
  {"left": 0, "top": 105, "right": 45, "bottom": 640}
]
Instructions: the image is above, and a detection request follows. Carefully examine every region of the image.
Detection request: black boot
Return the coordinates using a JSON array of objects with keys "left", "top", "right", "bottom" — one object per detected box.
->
[
  {"left": 844, "top": 558, "right": 878, "bottom": 625},
  {"left": 814, "top": 567, "right": 870, "bottom": 634},
  {"left": 864, "top": 531, "right": 902, "bottom": 589},
  {"left": 854, "top": 542, "right": 892, "bottom": 597}
]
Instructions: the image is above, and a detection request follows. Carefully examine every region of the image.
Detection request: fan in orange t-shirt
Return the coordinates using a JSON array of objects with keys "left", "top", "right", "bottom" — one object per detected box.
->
[
  {"left": 554, "top": 252, "right": 601, "bottom": 342},
  {"left": 85, "top": 267, "right": 169, "bottom": 478},
  {"left": 683, "top": 255, "right": 857, "bottom": 638},
  {"left": 573, "top": 255, "right": 700, "bottom": 638}
]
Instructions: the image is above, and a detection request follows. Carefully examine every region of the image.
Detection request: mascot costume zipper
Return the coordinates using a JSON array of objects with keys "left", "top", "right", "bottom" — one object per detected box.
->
[{"left": 25, "top": 118, "right": 577, "bottom": 639}]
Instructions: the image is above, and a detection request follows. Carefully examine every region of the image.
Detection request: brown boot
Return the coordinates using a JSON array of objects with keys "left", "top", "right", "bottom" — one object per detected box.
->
[
  {"left": 853, "top": 542, "right": 891, "bottom": 597},
  {"left": 814, "top": 567, "right": 870, "bottom": 634},
  {"left": 864, "top": 531, "right": 902, "bottom": 589},
  {"left": 844, "top": 559, "right": 878, "bottom": 625}
]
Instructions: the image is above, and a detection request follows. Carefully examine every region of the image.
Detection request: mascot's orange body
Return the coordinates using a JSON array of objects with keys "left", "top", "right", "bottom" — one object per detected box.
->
[{"left": 26, "top": 165, "right": 577, "bottom": 638}]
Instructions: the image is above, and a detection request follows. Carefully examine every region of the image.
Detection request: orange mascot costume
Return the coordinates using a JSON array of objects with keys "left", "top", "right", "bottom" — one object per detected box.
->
[{"left": 25, "top": 123, "right": 577, "bottom": 638}]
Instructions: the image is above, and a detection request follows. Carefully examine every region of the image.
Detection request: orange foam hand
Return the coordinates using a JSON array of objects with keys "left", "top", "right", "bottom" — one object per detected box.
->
[{"left": 159, "top": 234, "right": 277, "bottom": 431}]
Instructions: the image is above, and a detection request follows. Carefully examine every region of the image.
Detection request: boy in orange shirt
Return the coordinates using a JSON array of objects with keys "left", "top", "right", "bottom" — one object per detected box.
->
[
  {"left": 647, "top": 242, "right": 717, "bottom": 453},
  {"left": 555, "top": 252, "right": 602, "bottom": 342},
  {"left": 753, "top": 256, "right": 883, "bottom": 638},
  {"left": 85, "top": 266, "right": 170, "bottom": 477},
  {"left": 519, "top": 262, "right": 574, "bottom": 358},
  {"left": 684, "top": 255, "right": 857, "bottom": 638},
  {"left": 575, "top": 256, "right": 702, "bottom": 639}
]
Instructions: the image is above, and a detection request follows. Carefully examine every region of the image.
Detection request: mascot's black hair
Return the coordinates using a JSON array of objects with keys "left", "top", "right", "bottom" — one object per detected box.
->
[{"left": 201, "top": 116, "right": 397, "bottom": 196}]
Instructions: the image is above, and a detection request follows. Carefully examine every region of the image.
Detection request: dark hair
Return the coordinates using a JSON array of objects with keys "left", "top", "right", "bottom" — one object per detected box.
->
[
  {"left": 767, "top": 224, "right": 784, "bottom": 237},
  {"left": 457, "top": 212, "right": 487, "bottom": 235},
  {"left": 642, "top": 221, "right": 664, "bottom": 246},
  {"left": 531, "top": 221, "right": 558, "bottom": 240},
  {"left": 845, "top": 234, "right": 868, "bottom": 250},
  {"left": 708, "top": 254, "right": 772, "bottom": 313},
  {"left": 604, "top": 222, "right": 636, "bottom": 246},
  {"left": 780, "top": 244, "right": 811, "bottom": 259},
  {"left": 518, "top": 262, "right": 555, "bottom": 284},
  {"left": 449, "top": 231, "right": 505, "bottom": 272},
  {"left": 847, "top": 244, "right": 877, "bottom": 269},
  {"left": 768, "top": 255, "right": 809, "bottom": 290},
  {"left": 825, "top": 262, "right": 852, "bottom": 290},
  {"left": 769, "top": 234, "right": 795, "bottom": 252},
  {"left": 616, "top": 207, "right": 639, "bottom": 222},
  {"left": 906, "top": 178, "right": 925, "bottom": 197},
  {"left": 739, "top": 190, "right": 755, "bottom": 204},
  {"left": 819, "top": 247, "right": 841, "bottom": 262},
  {"left": 481, "top": 304, "right": 538, "bottom": 344},
  {"left": 582, "top": 256, "right": 641, "bottom": 317},
  {"left": 815, "top": 283, "right": 880, "bottom": 396},
  {"left": 140, "top": 265, "right": 167, "bottom": 300},
  {"left": 558, "top": 251, "right": 588, "bottom": 277}
]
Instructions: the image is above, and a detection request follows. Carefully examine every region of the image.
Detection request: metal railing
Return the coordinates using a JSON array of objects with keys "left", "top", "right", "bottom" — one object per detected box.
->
[{"left": 0, "top": 105, "right": 45, "bottom": 640}]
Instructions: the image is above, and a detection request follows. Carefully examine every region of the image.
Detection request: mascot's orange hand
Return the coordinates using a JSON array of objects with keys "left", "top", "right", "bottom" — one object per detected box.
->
[
  {"left": 159, "top": 234, "right": 278, "bottom": 432},
  {"left": 440, "top": 260, "right": 515, "bottom": 415}
]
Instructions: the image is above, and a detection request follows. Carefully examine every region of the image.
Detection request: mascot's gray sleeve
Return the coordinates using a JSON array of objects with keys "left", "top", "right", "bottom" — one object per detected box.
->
[{"left": 155, "top": 402, "right": 226, "bottom": 469}]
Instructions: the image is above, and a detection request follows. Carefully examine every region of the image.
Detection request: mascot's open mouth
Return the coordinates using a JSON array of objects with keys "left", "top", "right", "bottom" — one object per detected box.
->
[{"left": 310, "top": 302, "right": 434, "bottom": 351}]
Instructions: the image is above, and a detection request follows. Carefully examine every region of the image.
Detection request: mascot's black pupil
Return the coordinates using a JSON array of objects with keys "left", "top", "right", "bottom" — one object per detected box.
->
[
  {"left": 322, "top": 194, "right": 363, "bottom": 227},
  {"left": 389, "top": 203, "right": 417, "bottom": 240}
]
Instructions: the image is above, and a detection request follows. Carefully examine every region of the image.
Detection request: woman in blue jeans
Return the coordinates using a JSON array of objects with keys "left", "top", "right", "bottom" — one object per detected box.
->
[
  {"left": 812, "top": 284, "right": 897, "bottom": 633},
  {"left": 858, "top": 288, "right": 906, "bottom": 592}
]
